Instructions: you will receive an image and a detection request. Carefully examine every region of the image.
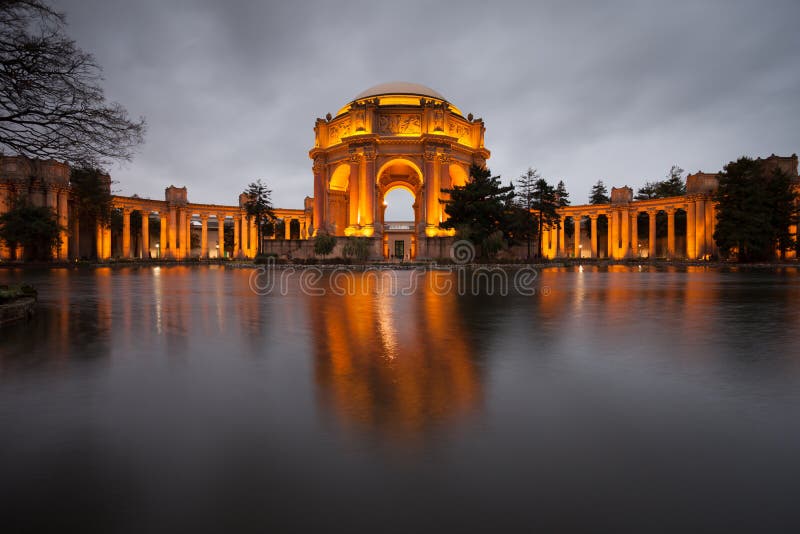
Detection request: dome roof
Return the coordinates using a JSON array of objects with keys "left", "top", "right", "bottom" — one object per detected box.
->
[{"left": 353, "top": 82, "right": 447, "bottom": 102}]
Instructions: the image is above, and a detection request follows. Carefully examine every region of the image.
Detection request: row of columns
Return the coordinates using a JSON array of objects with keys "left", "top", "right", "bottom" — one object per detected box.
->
[
  {"left": 543, "top": 195, "right": 718, "bottom": 260},
  {"left": 113, "top": 208, "right": 305, "bottom": 260}
]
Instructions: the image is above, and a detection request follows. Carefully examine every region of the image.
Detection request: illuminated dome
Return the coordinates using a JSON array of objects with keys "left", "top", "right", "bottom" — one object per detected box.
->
[
  {"left": 353, "top": 82, "right": 447, "bottom": 101},
  {"left": 338, "top": 81, "right": 462, "bottom": 117}
]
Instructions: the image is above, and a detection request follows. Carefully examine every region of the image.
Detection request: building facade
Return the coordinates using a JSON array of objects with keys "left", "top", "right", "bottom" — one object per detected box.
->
[
  {"left": 0, "top": 155, "right": 312, "bottom": 261},
  {"left": 309, "top": 82, "right": 491, "bottom": 259}
]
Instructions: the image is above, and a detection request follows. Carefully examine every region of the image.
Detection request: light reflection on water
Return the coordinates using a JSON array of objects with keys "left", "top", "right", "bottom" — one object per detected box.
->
[{"left": 1, "top": 265, "right": 799, "bottom": 532}]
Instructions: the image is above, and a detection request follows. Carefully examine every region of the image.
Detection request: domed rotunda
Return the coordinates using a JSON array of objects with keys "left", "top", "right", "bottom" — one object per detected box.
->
[{"left": 309, "top": 82, "right": 490, "bottom": 259}]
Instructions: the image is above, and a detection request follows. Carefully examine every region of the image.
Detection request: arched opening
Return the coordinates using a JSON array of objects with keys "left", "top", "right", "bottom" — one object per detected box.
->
[
  {"left": 383, "top": 187, "right": 415, "bottom": 222},
  {"left": 328, "top": 163, "right": 350, "bottom": 235},
  {"left": 381, "top": 183, "right": 418, "bottom": 260}
]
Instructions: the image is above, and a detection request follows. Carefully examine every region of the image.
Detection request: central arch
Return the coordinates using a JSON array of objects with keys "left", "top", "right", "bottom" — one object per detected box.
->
[{"left": 378, "top": 159, "right": 422, "bottom": 260}]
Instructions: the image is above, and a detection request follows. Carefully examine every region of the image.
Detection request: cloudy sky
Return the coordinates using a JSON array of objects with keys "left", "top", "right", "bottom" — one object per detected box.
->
[{"left": 51, "top": 0, "right": 800, "bottom": 215}]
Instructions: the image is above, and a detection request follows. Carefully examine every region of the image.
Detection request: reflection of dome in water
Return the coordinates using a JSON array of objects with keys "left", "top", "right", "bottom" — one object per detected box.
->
[{"left": 353, "top": 81, "right": 447, "bottom": 102}]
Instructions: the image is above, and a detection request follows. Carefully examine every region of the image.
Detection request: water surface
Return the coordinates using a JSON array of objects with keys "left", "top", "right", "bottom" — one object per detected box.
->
[{"left": 1, "top": 265, "right": 799, "bottom": 532}]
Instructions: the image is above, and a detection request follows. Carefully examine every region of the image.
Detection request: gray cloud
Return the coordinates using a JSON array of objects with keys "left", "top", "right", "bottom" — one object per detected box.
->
[{"left": 51, "top": 0, "right": 800, "bottom": 211}]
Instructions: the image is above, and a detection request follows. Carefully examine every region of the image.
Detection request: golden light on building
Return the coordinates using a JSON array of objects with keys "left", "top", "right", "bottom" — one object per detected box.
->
[{"left": 309, "top": 82, "right": 491, "bottom": 259}]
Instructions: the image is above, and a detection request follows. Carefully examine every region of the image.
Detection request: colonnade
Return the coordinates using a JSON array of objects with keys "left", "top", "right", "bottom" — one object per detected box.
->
[
  {"left": 541, "top": 194, "right": 719, "bottom": 260},
  {"left": 109, "top": 197, "right": 311, "bottom": 260}
]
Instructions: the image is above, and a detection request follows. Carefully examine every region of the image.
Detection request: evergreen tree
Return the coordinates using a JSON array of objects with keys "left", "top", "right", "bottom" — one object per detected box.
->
[
  {"left": 441, "top": 164, "right": 515, "bottom": 254},
  {"left": 635, "top": 165, "right": 686, "bottom": 200},
  {"left": 714, "top": 157, "right": 798, "bottom": 261},
  {"left": 660, "top": 165, "right": 686, "bottom": 197},
  {"left": 0, "top": 198, "right": 62, "bottom": 260},
  {"left": 589, "top": 180, "right": 610, "bottom": 204},
  {"left": 514, "top": 168, "right": 540, "bottom": 259},
  {"left": 555, "top": 180, "right": 570, "bottom": 207},
  {"left": 243, "top": 179, "right": 275, "bottom": 255},
  {"left": 71, "top": 167, "right": 113, "bottom": 228}
]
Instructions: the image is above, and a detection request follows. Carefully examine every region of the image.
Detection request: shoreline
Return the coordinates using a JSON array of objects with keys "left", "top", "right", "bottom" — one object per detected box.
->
[{"left": 1, "top": 258, "right": 799, "bottom": 271}]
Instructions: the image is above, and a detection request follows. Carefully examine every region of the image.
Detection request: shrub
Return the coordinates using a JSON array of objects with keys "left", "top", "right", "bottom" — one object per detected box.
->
[{"left": 314, "top": 233, "right": 336, "bottom": 257}]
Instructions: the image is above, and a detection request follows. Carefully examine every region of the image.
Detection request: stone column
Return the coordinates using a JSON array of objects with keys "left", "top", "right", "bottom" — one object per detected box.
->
[
  {"left": 159, "top": 213, "right": 167, "bottom": 258},
  {"left": 648, "top": 210, "right": 657, "bottom": 259},
  {"left": 178, "top": 209, "right": 187, "bottom": 259},
  {"left": 631, "top": 211, "right": 639, "bottom": 258},
  {"left": 686, "top": 200, "right": 696, "bottom": 260},
  {"left": 217, "top": 215, "right": 226, "bottom": 258},
  {"left": 573, "top": 216, "right": 581, "bottom": 258},
  {"left": 141, "top": 212, "right": 150, "bottom": 259},
  {"left": 122, "top": 208, "right": 131, "bottom": 258},
  {"left": 610, "top": 210, "right": 619, "bottom": 259},
  {"left": 362, "top": 149, "right": 376, "bottom": 232},
  {"left": 621, "top": 208, "right": 631, "bottom": 258},
  {"left": 312, "top": 157, "right": 326, "bottom": 236},
  {"left": 348, "top": 153, "right": 361, "bottom": 229},
  {"left": 285, "top": 218, "right": 292, "bottom": 240},
  {"left": 667, "top": 208, "right": 676, "bottom": 258},
  {"left": 695, "top": 198, "right": 706, "bottom": 259},
  {"left": 241, "top": 213, "right": 249, "bottom": 257},
  {"left": 424, "top": 148, "right": 439, "bottom": 234},
  {"left": 200, "top": 214, "right": 209, "bottom": 258},
  {"left": 558, "top": 218, "right": 566, "bottom": 257},
  {"left": 234, "top": 217, "right": 240, "bottom": 257},
  {"left": 45, "top": 186, "right": 57, "bottom": 212},
  {"left": 168, "top": 207, "right": 178, "bottom": 258},
  {"left": 249, "top": 217, "right": 256, "bottom": 256},
  {"left": 590, "top": 215, "right": 598, "bottom": 258},
  {"left": 58, "top": 189, "right": 69, "bottom": 260},
  {"left": 606, "top": 214, "right": 613, "bottom": 259},
  {"left": 705, "top": 198, "right": 715, "bottom": 256}
]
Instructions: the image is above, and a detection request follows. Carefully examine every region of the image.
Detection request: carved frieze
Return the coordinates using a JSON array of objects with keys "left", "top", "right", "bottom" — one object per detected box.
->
[
  {"left": 448, "top": 120, "right": 471, "bottom": 141},
  {"left": 328, "top": 119, "right": 350, "bottom": 144},
  {"left": 378, "top": 114, "right": 421, "bottom": 135}
]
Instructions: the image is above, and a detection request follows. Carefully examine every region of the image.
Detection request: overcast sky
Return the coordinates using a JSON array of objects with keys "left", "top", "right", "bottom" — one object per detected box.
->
[{"left": 51, "top": 0, "right": 800, "bottom": 216}]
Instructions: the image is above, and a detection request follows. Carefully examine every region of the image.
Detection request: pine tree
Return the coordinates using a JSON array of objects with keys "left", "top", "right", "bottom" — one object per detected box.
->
[
  {"left": 589, "top": 180, "right": 610, "bottom": 204},
  {"left": 514, "top": 168, "right": 540, "bottom": 259},
  {"left": 441, "top": 164, "right": 515, "bottom": 254},
  {"left": 714, "top": 157, "right": 798, "bottom": 261},
  {"left": 243, "top": 179, "right": 275, "bottom": 256}
]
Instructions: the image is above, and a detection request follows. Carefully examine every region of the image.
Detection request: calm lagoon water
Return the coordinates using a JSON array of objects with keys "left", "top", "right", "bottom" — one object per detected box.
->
[{"left": 1, "top": 265, "right": 799, "bottom": 532}]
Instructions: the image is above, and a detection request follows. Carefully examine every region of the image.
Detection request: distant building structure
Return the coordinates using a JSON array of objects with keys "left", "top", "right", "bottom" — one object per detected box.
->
[
  {"left": 308, "top": 82, "right": 490, "bottom": 259},
  {"left": 1, "top": 78, "right": 798, "bottom": 261}
]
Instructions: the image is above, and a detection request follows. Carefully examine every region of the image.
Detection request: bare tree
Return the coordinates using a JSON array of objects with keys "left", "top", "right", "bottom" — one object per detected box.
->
[{"left": 0, "top": 0, "right": 145, "bottom": 167}]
